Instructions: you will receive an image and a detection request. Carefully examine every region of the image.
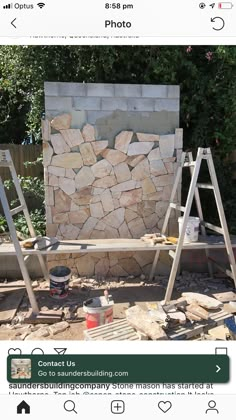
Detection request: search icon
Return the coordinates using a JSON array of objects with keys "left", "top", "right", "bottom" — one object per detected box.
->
[{"left": 64, "top": 400, "right": 77, "bottom": 414}]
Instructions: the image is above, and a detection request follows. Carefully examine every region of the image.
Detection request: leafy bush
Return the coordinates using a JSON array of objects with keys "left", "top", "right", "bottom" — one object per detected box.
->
[{"left": 13, "top": 209, "right": 46, "bottom": 237}]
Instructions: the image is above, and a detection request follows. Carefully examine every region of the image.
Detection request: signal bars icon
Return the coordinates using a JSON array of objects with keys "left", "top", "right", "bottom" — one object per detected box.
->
[
  {"left": 3, "top": 3, "right": 12, "bottom": 8},
  {"left": 37, "top": 2, "right": 45, "bottom": 8}
]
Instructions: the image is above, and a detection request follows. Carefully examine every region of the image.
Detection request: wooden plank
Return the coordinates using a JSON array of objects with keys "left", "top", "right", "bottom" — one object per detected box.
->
[
  {"left": 213, "top": 291, "right": 236, "bottom": 303},
  {"left": 0, "top": 289, "right": 25, "bottom": 323},
  {"left": 24, "top": 309, "right": 63, "bottom": 324},
  {"left": 126, "top": 306, "right": 168, "bottom": 340}
]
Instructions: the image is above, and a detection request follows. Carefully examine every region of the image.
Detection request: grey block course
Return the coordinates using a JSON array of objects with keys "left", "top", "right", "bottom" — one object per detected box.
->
[
  {"left": 87, "top": 111, "right": 112, "bottom": 124},
  {"left": 45, "top": 96, "right": 73, "bottom": 111},
  {"left": 101, "top": 98, "right": 128, "bottom": 111},
  {"left": 155, "top": 99, "right": 179, "bottom": 112},
  {"left": 73, "top": 97, "right": 101, "bottom": 111},
  {"left": 44, "top": 82, "right": 60, "bottom": 96},
  {"left": 127, "top": 98, "right": 155, "bottom": 111},
  {"left": 114, "top": 84, "right": 142, "bottom": 97},
  {"left": 141, "top": 85, "right": 168, "bottom": 98},
  {"left": 58, "top": 83, "right": 87, "bottom": 97},
  {"left": 167, "top": 85, "right": 180, "bottom": 99},
  {"left": 87, "top": 83, "right": 115, "bottom": 97}
]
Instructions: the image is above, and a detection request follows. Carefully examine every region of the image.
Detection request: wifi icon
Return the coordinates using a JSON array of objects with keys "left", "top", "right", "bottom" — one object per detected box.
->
[{"left": 37, "top": 2, "right": 45, "bottom": 8}]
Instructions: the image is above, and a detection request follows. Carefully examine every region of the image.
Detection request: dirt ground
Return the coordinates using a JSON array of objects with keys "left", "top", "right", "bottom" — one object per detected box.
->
[{"left": 0, "top": 272, "right": 235, "bottom": 341}]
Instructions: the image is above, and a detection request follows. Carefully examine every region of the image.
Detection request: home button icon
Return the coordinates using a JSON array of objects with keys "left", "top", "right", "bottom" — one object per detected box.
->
[{"left": 17, "top": 401, "right": 30, "bottom": 414}]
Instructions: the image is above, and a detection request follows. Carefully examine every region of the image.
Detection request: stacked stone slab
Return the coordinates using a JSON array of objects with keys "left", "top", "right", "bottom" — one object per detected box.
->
[{"left": 43, "top": 112, "right": 183, "bottom": 277}]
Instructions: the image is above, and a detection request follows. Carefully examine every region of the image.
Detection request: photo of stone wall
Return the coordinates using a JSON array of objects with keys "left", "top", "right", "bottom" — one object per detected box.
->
[{"left": 43, "top": 83, "right": 182, "bottom": 277}]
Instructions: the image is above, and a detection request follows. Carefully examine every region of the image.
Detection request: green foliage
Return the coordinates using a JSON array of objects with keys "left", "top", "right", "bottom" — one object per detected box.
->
[
  {"left": 0, "top": 214, "right": 7, "bottom": 233},
  {"left": 13, "top": 209, "right": 46, "bottom": 237},
  {"left": 4, "top": 176, "right": 44, "bottom": 207}
]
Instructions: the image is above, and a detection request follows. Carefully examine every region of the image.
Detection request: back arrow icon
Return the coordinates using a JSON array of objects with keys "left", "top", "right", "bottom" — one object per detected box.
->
[
  {"left": 211, "top": 17, "right": 225, "bottom": 31},
  {"left": 11, "top": 18, "right": 17, "bottom": 28},
  {"left": 216, "top": 365, "right": 221, "bottom": 373}
]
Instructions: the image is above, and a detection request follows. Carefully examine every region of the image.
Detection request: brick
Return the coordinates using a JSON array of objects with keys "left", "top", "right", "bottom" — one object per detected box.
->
[
  {"left": 87, "top": 111, "right": 111, "bottom": 124},
  {"left": 155, "top": 99, "right": 179, "bottom": 112},
  {"left": 167, "top": 85, "right": 180, "bottom": 98},
  {"left": 141, "top": 85, "right": 168, "bottom": 98},
  {"left": 58, "top": 82, "right": 86, "bottom": 97},
  {"left": 127, "top": 98, "right": 155, "bottom": 111},
  {"left": 101, "top": 98, "right": 128, "bottom": 111},
  {"left": 45, "top": 96, "right": 72, "bottom": 111},
  {"left": 44, "top": 82, "right": 59, "bottom": 96},
  {"left": 87, "top": 83, "right": 114, "bottom": 97},
  {"left": 73, "top": 97, "right": 101, "bottom": 111},
  {"left": 114, "top": 84, "right": 142, "bottom": 97}
]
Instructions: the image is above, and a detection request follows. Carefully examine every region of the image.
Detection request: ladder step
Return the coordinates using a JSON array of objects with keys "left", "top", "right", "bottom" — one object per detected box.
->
[
  {"left": 201, "top": 222, "right": 223, "bottom": 235},
  {"left": 10, "top": 204, "right": 25, "bottom": 216},
  {"left": 170, "top": 203, "right": 186, "bottom": 212},
  {"left": 183, "top": 162, "right": 196, "bottom": 167},
  {"left": 169, "top": 250, "right": 176, "bottom": 259},
  {"left": 196, "top": 183, "right": 214, "bottom": 190}
]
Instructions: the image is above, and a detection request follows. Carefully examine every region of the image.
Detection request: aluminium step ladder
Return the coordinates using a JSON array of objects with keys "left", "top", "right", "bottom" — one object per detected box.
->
[
  {"left": 0, "top": 150, "right": 49, "bottom": 314},
  {"left": 149, "top": 147, "right": 236, "bottom": 303}
]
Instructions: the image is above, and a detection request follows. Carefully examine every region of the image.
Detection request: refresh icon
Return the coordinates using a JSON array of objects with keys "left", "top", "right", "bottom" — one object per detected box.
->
[{"left": 211, "top": 16, "right": 225, "bottom": 30}]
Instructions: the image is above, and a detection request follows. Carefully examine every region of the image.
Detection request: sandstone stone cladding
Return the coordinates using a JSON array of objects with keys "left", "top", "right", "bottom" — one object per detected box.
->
[{"left": 43, "top": 83, "right": 182, "bottom": 277}]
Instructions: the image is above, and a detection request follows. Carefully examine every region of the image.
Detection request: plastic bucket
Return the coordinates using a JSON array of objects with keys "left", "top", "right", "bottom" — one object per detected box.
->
[
  {"left": 83, "top": 296, "right": 113, "bottom": 329},
  {"left": 178, "top": 216, "right": 200, "bottom": 243},
  {"left": 49, "top": 266, "right": 71, "bottom": 299}
]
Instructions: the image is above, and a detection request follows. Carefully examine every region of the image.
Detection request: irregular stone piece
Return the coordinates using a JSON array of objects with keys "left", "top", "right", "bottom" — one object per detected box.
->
[
  {"left": 110, "top": 264, "right": 128, "bottom": 277},
  {"left": 53, "top": 212, "right": 69, "bottom": 224},
  {"left": 45, "top": 186, "right": 54, "bottom": 206},
  {"left": 141, "top": 178, "right": 156, "bottom": 195},
  {"left": 102, "top": 149, "right": 126, "bottom": 165},
  {"left": 120, "top": 188, "right": 142, "bottom": 207},
  {"left": 65, "top": 169, "right": 75, "bottom": 179},
  {"left": 93, "top": 187, "right": 105, "bottom": 195},
  {"left": 186, "top": 304, "right": 209, "bottom": 320},
  {"left": 70, "top": 187, "right": 92, "bottom": 205},
  {"left": 159, "top": 134, "right": 175, "bottom": 158},
  {"left": 79, "top": 217, "right": 98, "bottom": 239},
  {"left": 137, "top": 133, "right": 160, "bottom": 142},
  {"left": 125, "top": 209, "right": 138, "bottom": 223},
  {"left": 60, "top": 224, "right": 80, "bottom": 239},
  {"left": 82, "top": 123, "right": 95, "bottom": 142},
  {"left": 182, "top": 293, "right": 223, "bottom": 310},
  {"left": 120, "top": 258, "right": 141, "bottom": 276},
  {"left": 93, "top": 175, "right": 116, "bottom": 188},
  {"left": 128, "top": 217, "right": 146, "bottom": 238},
  {"left": 126, "top": 306, "right": 168, "bottom": 340},
  {"left": 127, "top": 142, "right": 154, "bottom": 156},
  {"left": 134, "top": 252, "right": 155, "bottom": 268},
  {"left": 111, "top": 180, "right": 137, "bottom": 193},
  {"left": 115, "top": 131, "right": 133, "bottom": 153},
  {"left": 43, "top": 142, "right": 53, "bottom": 167},
  {"left": 155, "top": 201, "right": 169, "bottom": 218},
  {"left": 92, "top": 230, "right": 106, "bottom": 239},
  {"left": 48, "top": 165, "right": 65, "bottom": 177},
  {"left": 148, "top": 147, "right": 161, "bottom": 161},
  {"left": 143, "top": 214, "right": 158, "bottom": 229},
  {"left": 105, "top": 226, "right": 119, "bottom": 238},
  {"left": 59, "top": 177, "right": 76, "bottom": 195},
  {"left": 101, "top": 190, "right": 114, "bottom": 212},
  {"left": 164, "top": 162, "right": 174, "bottom": 174},
  {"left": 51, "top": 153, "right": 83, "bottom": 169},
  {"left": 150, "top": 159, "right": 167, "bottom": 176},
  {"left": 79, "top": 143, "right": 97, "bottom": 166},
  {"left": 61, "top": 129, "right": 84, "bottom": 147},
  {"left": 119, "top": 221, "right": 132, "bottom": 238},
  {"left": 95, "top": 220, "right": 106, "bottom": 231},
  {"left": 126, "top": 155, "right": 145, "bottom": 167},
  {"left": 51, "top": 114, "right": 72, "bottom": 131},
  {"left": 114, "top": 162, "right": 131, "bottom": 183},
  {"left": 54, "top": 189, "right": 71, "bottom": 212},
  {"left": 91, "top": 140, "right": 108, "bottom": 155},
  {"left": 75, "top": 166, "right": 95, "bottom": 189},
  {"left": 41, "top": 119, "right": 50, "bottom": 141},
  {"left": 91, "top": 159, "right": 112, "bottom": 178},
  {"left": 69, "top": 209, "right": 89, "bottom": 224},
  {"left": 51, "top": 133, "right": 70, "bottom": 154},
  {"left": 90, "top": 202, "right": 104, "bottom": 218},
  {"left": 49, "top": 175, "right": 59, "bottom": 187},
  {"left": 131, "top": 158, "right": 150, "bottom": 181},
  {"left": 102, "top": 208, "right": 125, "bottom": 229},
  {"left": 152, "top": 174, "right": 174, "bottom": 187},
  {"left": 95, "top": 258, "right": 110, "bottom": 276}
]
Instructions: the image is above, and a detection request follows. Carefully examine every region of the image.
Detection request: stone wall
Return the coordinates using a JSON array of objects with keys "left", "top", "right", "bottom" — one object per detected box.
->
[{"left": 43, "top": 83, "right": 182, "bottom": 277}]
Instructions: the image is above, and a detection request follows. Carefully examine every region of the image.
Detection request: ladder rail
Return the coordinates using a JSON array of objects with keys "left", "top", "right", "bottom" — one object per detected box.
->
[{"left": 0, "top": 176, "right": 39, "bottom": 314}]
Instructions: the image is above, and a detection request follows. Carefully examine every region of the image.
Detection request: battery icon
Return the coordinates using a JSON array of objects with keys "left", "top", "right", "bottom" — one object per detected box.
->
[{"left": 218, "top": 2, "right": 233, "bottom": 8}]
